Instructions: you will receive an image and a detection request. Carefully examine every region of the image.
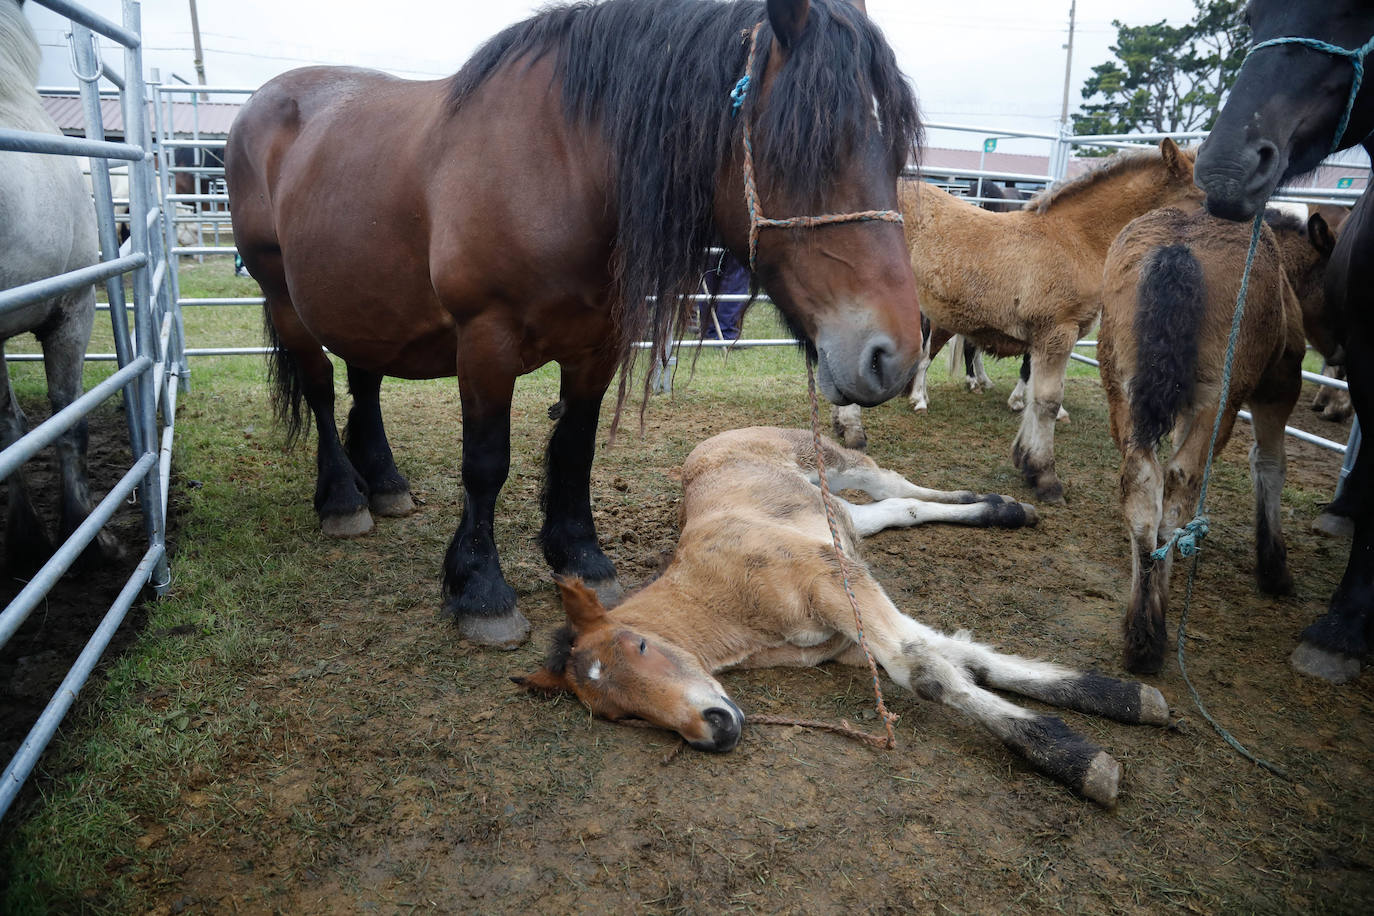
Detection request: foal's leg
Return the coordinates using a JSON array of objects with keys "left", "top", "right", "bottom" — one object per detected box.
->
[
  {"left": 830, "top": 403, "right": 867, "bottom": 451},
  {"left": 0, "top": 349, "right": 52, "bottom": 571},
  {"left": 1248, "top": 380, "right": 1300, "bottom": 597},
  {"left": 41, "top": 285, "right": 120, "bottom": 563},
  {"left": 909, "top": 325, "right": 953, "bottom": 413},
  {"left": 444, "top": 328, "right": 525, "bottom": 647},
  {"left": 1011, "top": 325, "right": 1074, "bottom": 503},
  {"left": 344, "top": 365, "right": 415, "bottom": 518},
  {"left": 1119, "top": 443, "right": 1168, "bottom": 675},
  {"left": 540, "top": 357, "right": 619, "bottom": 607},
  {"left": 971, "top": 347, "right": 994, "bottom": 391},
  {"left": 1008, "top": 353, "right": 1030, "bottom": 412},
  {"left": 840, "top": 495, "right": 1036, "bottom": 532},
  {"left": 816, "top": 574, "right": 1135, "bottom": 806}
]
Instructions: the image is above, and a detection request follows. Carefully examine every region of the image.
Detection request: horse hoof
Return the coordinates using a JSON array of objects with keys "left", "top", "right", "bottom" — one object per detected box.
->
[
  {"left": 1081, "top": 751, "right": 1121, "bottom": 809},
  {"left": 1291, "top": 642, "right": 1362, "bottom": 684},
  {"left": 321, "top": 508, "right": 374, "bottom": 537},
  {"left": 581, "top": 576, "right": 624, "bottom": 609},
  {"left": 1312, "top": 512, "right": 1354, "bottom": 538},
  {"left": 1138, "top": 685, "right": 1170, "bottom": 726},
  {"left": 909, "top": 399, "right": 928, "bottom": 413},
  {"left": 457, "top": 609, "right": 531, "bottom": 649},
  {"left": 370, "top": 490, "right": 416, "bottom": 517},
  {"left": 1034, "top": 483, "right": 1065, "bottom": 505}
]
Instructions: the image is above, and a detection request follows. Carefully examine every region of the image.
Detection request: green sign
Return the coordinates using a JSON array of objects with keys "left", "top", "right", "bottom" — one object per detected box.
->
[
  {"left": 1338, "top": 176, "right": 1355, "bottom": 188},
  {"left": 983, "top": 138, "right": 997, "bottom": 153}
]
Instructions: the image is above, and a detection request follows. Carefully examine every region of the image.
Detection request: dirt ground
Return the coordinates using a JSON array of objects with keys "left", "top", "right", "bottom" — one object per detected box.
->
[
  {"left": 0, "top": 402, "right": 149, "bottom": 765},
  {"left": 7, "top": 368, "right": 1374, "bottom": 914}
]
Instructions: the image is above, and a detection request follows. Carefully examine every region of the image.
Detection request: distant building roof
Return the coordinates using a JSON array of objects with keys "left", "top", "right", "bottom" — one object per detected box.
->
[{"left": 40, "top": 93, "right": 239, "bottom": 138}]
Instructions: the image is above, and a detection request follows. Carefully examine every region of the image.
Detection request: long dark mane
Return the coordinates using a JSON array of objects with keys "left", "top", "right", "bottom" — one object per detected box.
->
[{"left": 447, "top": 0, "right": 922, "bottom": 410}]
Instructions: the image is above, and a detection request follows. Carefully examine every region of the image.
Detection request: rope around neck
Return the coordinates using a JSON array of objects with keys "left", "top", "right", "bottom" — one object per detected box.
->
[
  {"left": 730, "top": 23, "right": 905, "bottom": 273},
  {"left": 1243, "top": 33, "right": 1374, "bottom": 154},
  {"left": 808, "top": 359, "right": 898, "bottom": 750}
]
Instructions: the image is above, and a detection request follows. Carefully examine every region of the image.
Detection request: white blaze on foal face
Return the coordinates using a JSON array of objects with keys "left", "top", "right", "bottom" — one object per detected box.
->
[{"left": 515, "top": 580, "right": 744, "bottom": 752}]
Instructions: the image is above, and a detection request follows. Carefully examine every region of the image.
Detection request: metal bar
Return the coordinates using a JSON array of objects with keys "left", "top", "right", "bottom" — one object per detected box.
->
[
  {"left": 0, "top": 542, "right": 165, "bottom": 821},
  {"left": 1336, "top": 421, "right": 1362, "bottom": 495},
  {"left": 158, "top": 139, "right": 227, "bottom": 148},
  {"left": 0, "top": 451, "right": 157, "bottom": 653},
  {"left": 1069, "top": 130, "right": 1211, "bottom": 144},
  {"left": 1235, "top": 410, "right": 1347, "bottom": 453},
  {"left": 150, "top": 85, "right": 257, "bottom": 94},
  {"left": 1069, "top": 353, "right": 1100, "bottom": 367},
  {"left": 172, "top": 246, "right": 237, "bottom": 255},
  {"left": 99, "top": 60, "right": 125, "bottom": 90},
  {"left": 0, "top": 253, "right": 146, "bottom": 315},
  {"left": 923, "top": 121, "right": 1060, "bottom": 141},
  {"left": 29, "top": 0, "right": 141, "bottom": 47},
  {"left": 0, "top": 358, "right": 152, "bottom": 481},
  {"left": 179, "top": 297, "right": 265, "bottom": 306},
  {"left": 158, "top": 380, "right": 179, "bottom": 535},
  {"left": 166, "top": 193, "right": 230, "bottom": 203},
  {"left": 914, "top": 166, "right": 1053, "bottom": 184},
  {"left": 0, "top": 128, "right": 142, "bottom": 161},
  {"left": 1302, "top": 370, "right": 1349, "bottom": 391}
]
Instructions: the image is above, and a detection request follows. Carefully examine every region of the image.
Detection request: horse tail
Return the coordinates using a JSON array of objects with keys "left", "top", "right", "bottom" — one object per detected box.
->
[
  {"left": 1130, "top": 244, "right": 1205, "bottom": 449},
  {"left": 947, "top": 334, "right": 963, "bottom": 375},
  {"left": 263, "top": 308, "right": 309, "bottom": 446}
]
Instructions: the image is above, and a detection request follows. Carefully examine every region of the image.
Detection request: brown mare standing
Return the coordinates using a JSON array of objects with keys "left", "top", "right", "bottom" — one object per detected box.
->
[
  {"left": 517, "top": 428, "right": 1170, "bottom": 807},
  {"left": 226, "top": 0, "right": 924, "bottom": 646},
  {"left": 1099, "top": 207, "right": 1335, "bottom": 674},
  {"left": 833, "top": 140, "right": 1202, "bottom": 502}
]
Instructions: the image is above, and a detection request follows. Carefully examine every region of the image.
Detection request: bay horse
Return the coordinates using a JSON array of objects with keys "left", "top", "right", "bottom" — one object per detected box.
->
[
  {"left": 0, "top": 0, "right": 115, "bottom": 570},
  {"left": 832, "top": 140, "right": 1203, "bottom": 503},
  {"left": 227, "top": 0, "right": 925, "bottom": 647},
  {"left": 1099, "top": 207, "right": 1335, "bottom": 674},
  {"left": 1194, "top": 0, "right": 1374, "bottom": 683},
  {"left": 516, "top": 427, "right": 1170, "bottom": 807}
]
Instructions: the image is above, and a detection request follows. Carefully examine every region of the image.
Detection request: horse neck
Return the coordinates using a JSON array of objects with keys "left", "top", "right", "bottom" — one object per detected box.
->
[
  {"left": 0, "top": 3, "right": 43, "bottom": 122},
  {"left": 1040, "top": 168, "right": 1192, "bottom": 255}
]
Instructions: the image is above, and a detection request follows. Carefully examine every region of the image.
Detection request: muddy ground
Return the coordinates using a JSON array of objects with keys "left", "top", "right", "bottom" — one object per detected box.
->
[{"left": 6, "top": 366, "right": 1373, "bottom": 914}]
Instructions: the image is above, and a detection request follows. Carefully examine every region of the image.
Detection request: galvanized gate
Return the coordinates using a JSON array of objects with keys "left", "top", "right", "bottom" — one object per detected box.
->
[{"left": 0, "top": 0, "right": 183, "bottom": 819}]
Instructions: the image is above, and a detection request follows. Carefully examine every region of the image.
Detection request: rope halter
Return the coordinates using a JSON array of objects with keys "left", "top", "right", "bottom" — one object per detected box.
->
[
  {"left": 1243, "top": 33, "right": 1374, "bottom": 155},
  {"left": 730, "top": 23, "right": 905, "bottom": 273}
]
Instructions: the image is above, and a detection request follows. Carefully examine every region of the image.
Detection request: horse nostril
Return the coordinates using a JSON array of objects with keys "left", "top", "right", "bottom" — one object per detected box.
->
[
  {"left": 1253, "top": 139, "right": 1279, "bottom": 179},
  {"left": 860, "top": 334, "right": 897, "bottom": 391},
  {"left": 704, "top": 707, "right": 735, "bottom": 731}
]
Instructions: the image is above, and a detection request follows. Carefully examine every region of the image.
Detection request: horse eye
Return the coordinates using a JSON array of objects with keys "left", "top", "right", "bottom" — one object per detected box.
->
[{"left": 638, "top": 638, "right": 647, "bottom": 655}]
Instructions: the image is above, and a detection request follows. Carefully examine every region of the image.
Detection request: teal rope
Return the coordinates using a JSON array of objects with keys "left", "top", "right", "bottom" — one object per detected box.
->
[
  {"left": 1151, "top": 212, "right": 1265, "bottom": 564},
  {"left": 1149, "top": 211, "right": 1290, "bottom": 779},
  {"left": 1244, "top": 34, "right": 1374, "bottom": 153}
]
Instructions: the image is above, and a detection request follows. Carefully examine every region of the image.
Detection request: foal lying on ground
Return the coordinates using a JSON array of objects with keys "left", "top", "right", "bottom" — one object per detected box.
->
[{"left": 517, "top": 428, "right": 1169, "bottom": 807}]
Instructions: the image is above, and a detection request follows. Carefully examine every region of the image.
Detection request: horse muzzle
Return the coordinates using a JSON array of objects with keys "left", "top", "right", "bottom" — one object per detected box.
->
[
  {"left": 815, "top": 328, "right": 918, "bottom": 407},
  {"left": 687, "top": 697, "right": 745, "bottom": 753},
  {"left": 1195, "top": 136, "right": 1286, "bottom": 222}
]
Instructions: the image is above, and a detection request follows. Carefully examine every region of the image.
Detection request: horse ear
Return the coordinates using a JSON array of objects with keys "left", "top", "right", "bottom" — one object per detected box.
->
[
  {"left": 1308, "top": 212, "right": 1337, "bottom": 256},
  {"left": 767, "top": 0, "right": 811, "bottom": 50},
  {"left": 512, "top": 668, "right": 569, "bottom": 695},
  {"left": 1159, "top": 138, "right": 1190, "bottom": 179},
  {"left": 554, "top": 576, "right": 610, "bottom": 633}
]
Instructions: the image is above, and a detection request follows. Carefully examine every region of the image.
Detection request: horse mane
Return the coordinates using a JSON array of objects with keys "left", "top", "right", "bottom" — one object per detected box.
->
[
  {"left": 1029, "top": 146, "right": 1191, "bottom": 215},
  {"left": 0, "top": 0, "right": 42, "bottom": 107},
  {"left": 446, "top": 0, "right": 922, "bottom": 416}
]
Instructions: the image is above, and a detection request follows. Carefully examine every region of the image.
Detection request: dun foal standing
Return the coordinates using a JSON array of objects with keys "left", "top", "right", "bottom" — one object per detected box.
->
[
  {"left": 517, "top": 427, "right": 1170, "bottom": 806},
  {"left": 834, "top": 140, "right": 1202, "bottom": 503},
  {"left": 1099, "top": 208, "right": 1334, "bottom": 674}
]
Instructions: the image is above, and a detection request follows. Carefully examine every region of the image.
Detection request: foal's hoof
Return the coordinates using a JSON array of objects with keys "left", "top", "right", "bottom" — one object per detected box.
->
[
  {"left": 457, "top": 609, "right": 531, "bottom": 649},
  {"left": 1081, "top": 752, "right": 1122, "bottom": 809},
  {"left": 321, "top": 507, "right": 374, "bottom": 538},
  {"left": 1291, "top": 642, "right": 1362, "bottom": 684},
  {"left": 370, "top": 490, "right": 416, "bottom": 518},
  {"left": 1312, "top": 511, "right": 1354, "bottom": 538}
]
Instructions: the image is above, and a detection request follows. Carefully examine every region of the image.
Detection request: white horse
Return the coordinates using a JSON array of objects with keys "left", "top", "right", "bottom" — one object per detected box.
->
[{"left": 0, "top": 0, "right": 114, "bottom": 567}]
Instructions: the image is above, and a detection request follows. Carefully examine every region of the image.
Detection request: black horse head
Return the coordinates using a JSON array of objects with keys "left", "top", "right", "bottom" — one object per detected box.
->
[{"left": 1195, "top": 0, "right": 1374, "bottom": 220}]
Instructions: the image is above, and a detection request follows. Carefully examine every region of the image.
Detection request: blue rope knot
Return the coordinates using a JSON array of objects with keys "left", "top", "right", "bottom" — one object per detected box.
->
[
  {"left": 1152, "top": 516, "right": 1210, "bottom": 561},
  {"left": 729, "top": 74, "right": 751, "bottom": 116}
]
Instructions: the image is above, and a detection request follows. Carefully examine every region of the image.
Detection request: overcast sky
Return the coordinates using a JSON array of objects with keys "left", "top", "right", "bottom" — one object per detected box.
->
[{"left": 28, "top": 0, "right": 1202, "bottom": 152}]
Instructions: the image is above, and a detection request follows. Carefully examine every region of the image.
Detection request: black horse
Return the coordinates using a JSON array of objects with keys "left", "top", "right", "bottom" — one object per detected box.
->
[{"left": 1195, "top": 0, "right": 1374, "bottom": 683}]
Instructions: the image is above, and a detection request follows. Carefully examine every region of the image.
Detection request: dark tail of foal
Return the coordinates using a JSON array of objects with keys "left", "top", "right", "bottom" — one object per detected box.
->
[
  {"left": 1129, "top": 244, "right": 1206, "bottom": 449},
  {"left": 263, "top": 309, "right": 310, "bottom": 446}
]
